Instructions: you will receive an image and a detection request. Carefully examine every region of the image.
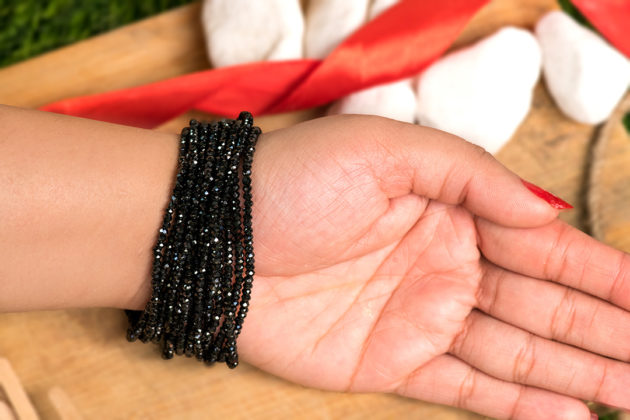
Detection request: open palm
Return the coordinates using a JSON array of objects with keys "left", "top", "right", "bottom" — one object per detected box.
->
[{"left": 237, "top": 116, "right": 630, "bottom": 420}]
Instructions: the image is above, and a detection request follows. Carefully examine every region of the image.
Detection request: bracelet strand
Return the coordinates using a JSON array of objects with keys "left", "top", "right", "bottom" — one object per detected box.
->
[{"left": 126, "top": 111, "right": 259, "bottom": 368}]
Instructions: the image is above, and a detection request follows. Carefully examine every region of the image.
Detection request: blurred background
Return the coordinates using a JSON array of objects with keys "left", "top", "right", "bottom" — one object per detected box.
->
[{"left": 0, "top": 0, "right": 194, "bottom": 67}]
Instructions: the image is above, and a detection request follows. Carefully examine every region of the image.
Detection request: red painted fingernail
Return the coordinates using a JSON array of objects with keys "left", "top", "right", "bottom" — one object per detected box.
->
[
  {"left": 590, "top": 412, "right": 598, "bottom": 420},
  {"left": 521, "top": 179, "right": 573, "bottom": 210}
]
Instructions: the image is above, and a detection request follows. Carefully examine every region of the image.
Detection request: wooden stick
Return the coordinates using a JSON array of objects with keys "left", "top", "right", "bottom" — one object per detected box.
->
[
  {"left": 0, "top": 358, "right": 39, "bottom": 420},
  {"left": 48, "top": 387, "right": 82, "bottom": 420},
  {"left": 0, "top": 400, "right": 17, "bottom": 420}
]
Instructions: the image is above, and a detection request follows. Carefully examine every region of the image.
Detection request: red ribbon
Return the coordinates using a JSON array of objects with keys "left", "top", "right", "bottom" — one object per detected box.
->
[
  {"left": 572, "top": 0, "right": 630, "bottom": 58},
  {"left": 41, "top": 0, "right": 488, "bottom": 128}
]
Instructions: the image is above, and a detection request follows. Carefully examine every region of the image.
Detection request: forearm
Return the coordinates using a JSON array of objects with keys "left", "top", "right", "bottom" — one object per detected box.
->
[{"left": 0, "top": 105, "right": 178, "bottom": 311}]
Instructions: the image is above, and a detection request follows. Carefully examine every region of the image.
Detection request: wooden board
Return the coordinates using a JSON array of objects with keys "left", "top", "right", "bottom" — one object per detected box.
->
[
  {"left": 0, "top": 3, "right": 210, "bottom": 109},
  {"left": 0, "top": 0, "right": 611, "bottom": 418},
  {"left": 495, "top": 82, "right": 595, "bottom": 229},
  {"left": 589, "top": 92, "right": 630, "bottom": 252}
]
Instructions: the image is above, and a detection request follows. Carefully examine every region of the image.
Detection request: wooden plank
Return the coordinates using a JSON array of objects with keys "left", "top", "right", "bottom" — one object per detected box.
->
[
  {"left": 0, "top": 401, "right": 16, "bottom": 420},
  {"left": 47, "top": 387, "right": 83, "bottom": 420},
  {"left": 495, "top": 83, "right": 594, "bottom": 230},
  {"left": 0, "top": 3, "right": 209, "bottom": 108},
  {"left": 589, "top": 92, "right": 630, "bottom": 251},
  {"left": 452, "top": 0, "right": 558, "bottom": 49},
  {"left": 0, "top": 358, "right": 39, "bottom": 420}
]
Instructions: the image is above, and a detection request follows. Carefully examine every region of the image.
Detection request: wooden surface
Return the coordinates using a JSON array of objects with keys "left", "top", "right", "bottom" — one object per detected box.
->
[
  {"left": 0, "top": 2, "right": 210, "bottom": 109},
  {"left": 0, "top": 358, "right": 38, "bottom": 420},
  {"left": 0, "top": 0, "right": 623, "bottom": 418},
  {"left": 589, "top": 92, "right": 630, "bottom": 252}
]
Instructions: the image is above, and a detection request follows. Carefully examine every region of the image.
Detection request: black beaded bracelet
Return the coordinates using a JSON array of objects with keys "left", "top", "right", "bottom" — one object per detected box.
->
[{"left": 126, "top": 111, "right": 260, "bottom": 369}]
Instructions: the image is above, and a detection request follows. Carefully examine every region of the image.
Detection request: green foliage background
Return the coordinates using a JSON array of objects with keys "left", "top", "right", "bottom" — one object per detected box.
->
[{"left": 0, "top": 0, "right": 194, "bottom": 67}]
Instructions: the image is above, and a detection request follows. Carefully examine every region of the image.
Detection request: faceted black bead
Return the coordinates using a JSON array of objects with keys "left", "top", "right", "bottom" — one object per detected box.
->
[
  {"left": 127, "top": 112, "right": 259, "bottom": 368},
  {"left": 162, "top": 341, "right": 175, "bottom": 360}
]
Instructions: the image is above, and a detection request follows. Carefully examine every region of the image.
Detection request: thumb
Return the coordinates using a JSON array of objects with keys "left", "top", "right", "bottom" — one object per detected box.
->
[{"left": 375, "top": 120, "right": 571, "bottom": 227}]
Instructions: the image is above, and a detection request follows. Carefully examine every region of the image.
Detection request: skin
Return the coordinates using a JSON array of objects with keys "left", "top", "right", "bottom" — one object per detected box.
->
[{"left": 1, "top": 104, "right": 629, "bottom": 419}]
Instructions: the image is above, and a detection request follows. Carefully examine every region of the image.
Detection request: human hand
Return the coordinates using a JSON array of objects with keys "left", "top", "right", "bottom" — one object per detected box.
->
[{"left": 237, "top": 115, "right": 630, "bottom": 419}]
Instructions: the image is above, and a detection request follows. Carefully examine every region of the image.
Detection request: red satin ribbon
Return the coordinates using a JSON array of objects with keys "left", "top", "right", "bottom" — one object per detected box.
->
[
  {"left": 572, "top": 0, "right": 630, "bottom": 58},
  {"left": 41, "top": 0, "right": 488, "bottom": 128}
]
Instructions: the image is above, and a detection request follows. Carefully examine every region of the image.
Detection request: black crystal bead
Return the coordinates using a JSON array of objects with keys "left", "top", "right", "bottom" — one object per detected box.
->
[{"left": 126, "top": 112, "right": 259, "bottom": 369}]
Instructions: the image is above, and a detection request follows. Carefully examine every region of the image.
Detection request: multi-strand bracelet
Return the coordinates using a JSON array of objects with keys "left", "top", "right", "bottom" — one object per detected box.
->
[{"left": 126, "top": 111, "right": 260, "bottom": 369}]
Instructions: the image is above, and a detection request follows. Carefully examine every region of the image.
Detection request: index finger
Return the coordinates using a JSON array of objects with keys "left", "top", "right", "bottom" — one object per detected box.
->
[{"left": 476, "top": 217, "right": 630, "bottom": 310}]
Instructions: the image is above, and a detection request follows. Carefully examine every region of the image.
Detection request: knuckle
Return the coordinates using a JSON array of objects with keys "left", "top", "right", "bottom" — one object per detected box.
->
[
  {"left": 470, "top": 143, "right": 492, "bottom": 162},
  {"left": 475, "top": 265, "right": 502, "bottom": 315},
  {"left": 591, "top": 359, "right": 608, "bottom": 402},
  {"left": 543, "top": 222, "right": 572, "bottom": 280},
  {"left": 455, "top": 367, "right": 477, "bottom": 411},
  {"left": 609, "top": 253, "right": 630, "bottom": 303},
  {"left": 508, "top": 385, "right": 526, "bottom": 420},
  {"left": 454, "top": 144, "right": 491, "bottom": 204},
  {"left": 512, "top": 334, "right": 537, "bottom": 384},
  {"left": 549, "top": 288, "right": 579, "bottom": 343},
  {"left": 449, "top": 312, "right": 476, "bottom": 356}
]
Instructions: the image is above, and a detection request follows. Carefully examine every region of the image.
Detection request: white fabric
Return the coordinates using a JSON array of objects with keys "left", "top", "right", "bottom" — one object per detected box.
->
[
  {"left": 369, "top": 0, "right": 399, "bottom": 19},
  {"left": 202, "top": 0, "right": 304, "bottom": 68},
  {"left": 415, "top": 27, "right": 542, "bottom": 154},
  {"left": 304, "top": 0, "right": 369, "bottom": 59},
  {"left": 536, "top": 11, "right": 630, "bottom": 124},
  {"left": 328, "top": 0, "right": 415, "bottom": 122},
  {"left": 328, "top": 80, "right": 417, "bottom": 123}
]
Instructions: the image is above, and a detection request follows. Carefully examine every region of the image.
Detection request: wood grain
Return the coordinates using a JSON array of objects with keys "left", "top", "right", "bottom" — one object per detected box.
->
[
  {"left": 0, "top": 359, "right": 38, "bottom": 420},
  {"left": 452, "top": 0, "right": 557, "bottom": 49},
  {"left": 47, "top": 387, "right": 82, "bottom": 420},
  {"left": 0, "top": 0, "right": 613, "bottom": 418},
  {"left": 0, "top": 3, "right": 209, "bottom": 109},
  {"left": 495, "top": 82, "right": 594, "bottom": 229},
  {"left": 589, "top": 92, "right": 630, "bottom": 251}
]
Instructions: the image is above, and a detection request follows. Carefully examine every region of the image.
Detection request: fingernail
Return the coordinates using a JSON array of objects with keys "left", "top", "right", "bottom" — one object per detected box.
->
[
  {"left": 521, "top": 179, "right": 573, "bottom": 210},
  {"left": 590, "top": 412, "right": 598, "bottom": 420}
]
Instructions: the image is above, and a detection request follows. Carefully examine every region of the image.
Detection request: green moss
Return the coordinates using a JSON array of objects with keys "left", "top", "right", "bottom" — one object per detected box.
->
[
  {"left": 599, "top": 412, "right": 620, "bottom": 420},
  {"left": 588, "top": 401, "right": 622, "bottom": 419},
  {"left": 0, "top": 0, "right": 194, "bottom": 67},
  {"left": 623, "top": 111, "right": 630, "bottom": 135}
]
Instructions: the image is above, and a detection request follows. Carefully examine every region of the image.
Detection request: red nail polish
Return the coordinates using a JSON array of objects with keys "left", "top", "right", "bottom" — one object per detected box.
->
[
  {"left": 521, "top": 179, "right": 573, "bottom": 210},
  {"left": 590, "top": 412, "right": 598, "bottom": 420}
]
